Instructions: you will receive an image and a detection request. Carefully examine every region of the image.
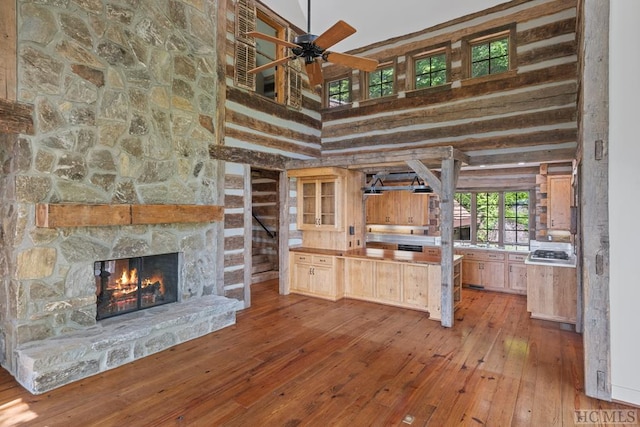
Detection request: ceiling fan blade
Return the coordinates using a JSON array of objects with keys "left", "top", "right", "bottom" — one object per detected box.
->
[
  {"left": 248, "top": 56, "right": 293, "bottom": 74},
  {"left": 325, "top": 51, "right": 379, "bottom": 72},
  {"left": 305, "top": 60, "right": 324, "bottom": 86},
  {"left": 313, "top": 20, "right": 356, "bottom": 50},
  {"left": 245, "top": 31, "right": 299, "bottom": 49}
]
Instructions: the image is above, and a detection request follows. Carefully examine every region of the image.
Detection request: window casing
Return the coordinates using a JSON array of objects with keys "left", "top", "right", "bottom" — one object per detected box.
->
[
  {"left": 254, "top": 11, "right": 286, "bottom": 102},
  {"left": 367, "top": 63, "right": 395, "bottom": 99},
  {"left": 413, "top": 49, "right": 448, "bottom": 89},
  {"left": 454, "top": 190, "right": 531, "bottom": 247},
  {"left": 327, "top": 77, "right": 351, "bottom": 107},
  {"left": 463, "top": 26, "right": 515, "bottom": 80}
]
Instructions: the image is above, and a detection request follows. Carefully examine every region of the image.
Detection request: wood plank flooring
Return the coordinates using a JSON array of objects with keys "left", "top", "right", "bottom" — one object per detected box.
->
[{"left": 0, "top": 281, "right": 635, "bottom": 426}]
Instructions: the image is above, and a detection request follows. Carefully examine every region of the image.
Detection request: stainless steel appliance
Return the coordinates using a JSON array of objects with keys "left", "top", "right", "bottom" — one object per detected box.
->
[{"left": 526, "top": 240, "right": 576, "bottom": 267}]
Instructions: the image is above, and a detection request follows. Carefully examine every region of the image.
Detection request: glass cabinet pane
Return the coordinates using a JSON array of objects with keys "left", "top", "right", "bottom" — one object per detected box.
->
[
  {"left": 319, "top": 181, "right": 336, "bottom": 225},
  {"left": 302, "top": 181, "right": 317, "bottom": 225}
]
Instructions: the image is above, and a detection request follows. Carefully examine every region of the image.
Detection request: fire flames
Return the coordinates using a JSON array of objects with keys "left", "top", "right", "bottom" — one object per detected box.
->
[{"left": 108, "top": 268, "right": 165, "bottom": 301}]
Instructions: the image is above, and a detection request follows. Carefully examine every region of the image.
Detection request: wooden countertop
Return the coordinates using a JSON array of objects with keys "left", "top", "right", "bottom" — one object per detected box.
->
[{"left": 290, "top": 247, "right": 463, "bottom": 266}]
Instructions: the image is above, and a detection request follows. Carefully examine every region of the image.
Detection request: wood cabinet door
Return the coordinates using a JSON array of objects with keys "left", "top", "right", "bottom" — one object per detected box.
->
[
  {"left": 345, "top": 259, "right": 375, "bottom": 298},
  {"left": 311, "top": 265, "right": 334, "bottom": 296},
  {"left": 402, "top": 264, "right": 429, "bottom": 307},
  {"left": 376, "top": 262, "right": 402, "bottom": 302},
  {"left": 547, "top": 175, "right": 571, "bottom": 230},
  {"left": 508, "top": 263, "right": 528, "bottom": 294},
  {"left": 292, "top": 262, "right": 311, "bottom": 291},
  {"left": 297, "top": 178, "right": 340, "bottom": 230},
  {"left": 462, "top": 260, "right": 482, "bottom": 286},
  {"left": 482, "top": 261, "right": 506, "bottom": 289}
]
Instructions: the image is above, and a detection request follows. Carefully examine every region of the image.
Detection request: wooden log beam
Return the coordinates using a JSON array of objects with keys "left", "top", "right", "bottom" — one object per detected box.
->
[
  {"left": 286, "top": 146, "right": 469, "bottom": 171},
  {"left": 0, "top": 98, "right": 34, "bottom": 135},
  {"left": 580, "top": 0, "right": 611, "bottom": 401},
  {"left": 406, "top": 159, "right": 442, "bottom": 196},
  {"left": 130, "top": 204, "right": 223, "bottom": 225},
  {"left": 439, "top": 158, "right": 460, "bottom": 328},
  {"left": 36, "top": 204, "right": 223, "bottom": 227},
  {"left": 467, "top": 146, "right": 577, "bottom": 166},
  {"left": 209, "top": 145, "right": 288, "bottom": 170}
]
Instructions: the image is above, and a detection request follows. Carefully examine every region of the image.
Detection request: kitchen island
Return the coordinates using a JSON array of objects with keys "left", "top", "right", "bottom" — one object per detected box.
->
[{"left": 289, "top": 247, "right": 463, "bottom": 321}]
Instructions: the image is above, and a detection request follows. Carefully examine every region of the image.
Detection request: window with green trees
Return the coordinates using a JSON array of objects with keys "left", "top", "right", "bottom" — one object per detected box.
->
[
  {"left": 476, "top": 192, "right": 501, "bottom": 244},
  {"left": 327, "top": 77, "right": 351, "bottom": 107},
  {"left": 471, "top": 35, "right": 509, "bottom": 78},
  {"left": 368, "top": 65, "right": 394, "bottom": 98},
  {"left": 504, "top": 191, "right": 530, "bottom": 245},
  {"left": 415, "top": 52, "right": 447, "bottom": 89},
  {"left": 454, "top": 191, "right": 530, "bottom": 247}
]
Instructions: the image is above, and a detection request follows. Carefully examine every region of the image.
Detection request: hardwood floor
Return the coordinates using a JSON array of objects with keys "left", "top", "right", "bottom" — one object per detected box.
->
[{"left": 0, "top": 281, "right": 635, "bottom": 426}]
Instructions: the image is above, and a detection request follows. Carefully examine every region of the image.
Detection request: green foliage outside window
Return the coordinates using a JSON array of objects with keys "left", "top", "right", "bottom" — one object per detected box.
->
[
  {"left": 369, "top": 66, "right": 394, "bottom": 98},
  {"left": 415, "top": 53, "right": 447, "bottom": 89},
  {"left": 504, "top": 191, "right": 529, "bottom": 245},
  {"left": 471, "top": 36, "right": 509, "bottom": 78},
  {"left": 476, "top": 192, "right": 500, "bottom": 243},
  {"left": 328, "top": 78, "right": 350, "bottom": 107}
]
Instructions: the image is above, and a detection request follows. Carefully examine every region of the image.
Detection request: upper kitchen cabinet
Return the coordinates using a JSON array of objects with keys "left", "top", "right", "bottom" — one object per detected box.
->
[
  {"left": 288, "top": 167, "right": 365, "bottom": 251},
  {"left": 299, "top": 177, "right": 340, "bottom": 230},
  {"left": 366, "top": 191, "right": 430, "bottom": 226},
  {"left": 547, "top": 175, "right": 572, "bottom": 230}
]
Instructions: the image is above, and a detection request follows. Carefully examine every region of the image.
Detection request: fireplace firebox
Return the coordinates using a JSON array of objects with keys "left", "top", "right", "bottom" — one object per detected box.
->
[{"left": 95, "top": 253, "right": 179, "bottom": 320}]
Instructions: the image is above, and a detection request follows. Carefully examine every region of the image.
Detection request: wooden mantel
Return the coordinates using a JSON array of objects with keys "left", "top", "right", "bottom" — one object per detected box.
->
[
  {"left": 0, "top": 98, "right": 34, "bottom": 135},
  {"left": 36, "top": 203, "right": 223, "bottom": 228}
]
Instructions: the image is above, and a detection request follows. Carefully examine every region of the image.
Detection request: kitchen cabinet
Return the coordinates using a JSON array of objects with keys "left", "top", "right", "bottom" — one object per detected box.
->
[
  {"left": 507, "top": 253, "right": 528, "bottom": 295},
  {"left": 298, "top": 177, "right": 340, "bottom": 230},
  {"left": 423, "top": 247, "right": 441, "bottom": 258},
  {"left": 344, "top": 258, "right": 375, "bottom": 298},
  {"left": 367, "top": 242, "right": 397, "bottom": 250},
  {"left": 526, "top": 264, "right": 576, "bottom": 323},
  {"left": 365, "top": 190, "right": 430, "bottom": 226},
  {"left": 547, "top": 175, "right": 572, "bottom": 230},
  {"left": 290, "top": 253, "right": 343, "bottom": 301},
  {"left": 376, "top": 262, "right": 402, "bottom": 302},
  {"left": 289, "top": 167, "right": 365, "bottom": 252},
  {"left": 458, "top": 250, "right": 506, "bottom": 291}
]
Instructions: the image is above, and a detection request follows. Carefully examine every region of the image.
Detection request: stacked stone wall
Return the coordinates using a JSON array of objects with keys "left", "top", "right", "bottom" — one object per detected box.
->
[{"left": 0, "top": 0, "right": 225, "bottom": 373}]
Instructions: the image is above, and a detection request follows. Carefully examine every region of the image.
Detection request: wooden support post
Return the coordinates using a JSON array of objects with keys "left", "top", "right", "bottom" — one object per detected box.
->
[
  {"left": 439, "top": 158, "right": 459, "bottom": 327},
  {"left": 581, "top": 0, "right": 611, "bottom": 401},
  {"left": 243, "top": 165, "right": 253, "bottom": 308},
  {"left": 279, "top": 170, "right": 291, "bottom": 295}
]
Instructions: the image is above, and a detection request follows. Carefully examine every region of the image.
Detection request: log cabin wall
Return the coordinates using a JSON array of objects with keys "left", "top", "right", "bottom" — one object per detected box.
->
[
  {"left": 222, "top": 0, "right": 322, "bottom": 161},
  {"left": 320, "top": 0, "right": 578, "bottom": 167}
]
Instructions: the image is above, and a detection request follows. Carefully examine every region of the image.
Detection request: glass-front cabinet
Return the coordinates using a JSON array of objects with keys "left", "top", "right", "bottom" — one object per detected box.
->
[{"left": 299, "top": 177, "right": 340, "bottom": 230}]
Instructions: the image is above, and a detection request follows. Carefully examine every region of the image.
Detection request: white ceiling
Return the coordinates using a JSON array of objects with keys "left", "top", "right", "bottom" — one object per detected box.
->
[{"left": 261, "top": 0, "right": 510, "bottom": 52}]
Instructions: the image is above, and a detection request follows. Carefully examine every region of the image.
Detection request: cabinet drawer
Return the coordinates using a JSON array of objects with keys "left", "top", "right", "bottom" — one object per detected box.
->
[
  {"left": 293, "top": 253, "right": 313, "bottom": 264},
  {"left": 312, "top": 255, "right": 334, "bottom": 267},
  {"left": 508, "top": 253, "right": 527, "bottom": 262},
  {"left": 459, "top": 250, "right": 505, "bottom": 261}
]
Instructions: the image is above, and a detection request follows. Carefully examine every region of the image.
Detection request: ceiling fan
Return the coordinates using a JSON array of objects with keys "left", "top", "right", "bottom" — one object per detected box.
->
[{"left": 245, "top": 0, "right": 379, "bottom": 86}]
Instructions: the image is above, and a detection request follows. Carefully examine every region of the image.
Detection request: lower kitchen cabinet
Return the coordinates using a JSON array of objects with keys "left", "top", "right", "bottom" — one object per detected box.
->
[
  {"left": 507, "top": 253, "right": 528, "bottom": 294},
  {"left": 290, "top": 253, "right": 343, "bottom": 301},
  {"left": 526, "top": 264, "right": 577, "bottom": 324},
  {"left": 376, "top": 262, "right": 402, "bottom": 302},
  {"left": 459, "top": 252, "right": 506, "bottom": 291},
  {"left": 344, "top": 258, "right": 375, "bottom": 298}
]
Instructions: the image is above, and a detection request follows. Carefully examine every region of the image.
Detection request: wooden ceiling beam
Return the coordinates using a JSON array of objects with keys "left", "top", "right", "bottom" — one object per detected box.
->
[
  {"left": 286, "top": 146, "right": 469, "bottom": 170},
  {"left": 467, "top": 147, "right": 576, "bottom": 166}
]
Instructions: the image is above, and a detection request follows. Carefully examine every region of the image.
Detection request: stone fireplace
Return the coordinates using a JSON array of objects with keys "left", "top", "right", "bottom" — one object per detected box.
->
[
  {"left": 95, "top": 253, "right": 180, "bottom": 320},
  {"left": 0, "top": 1, "right": 244, "bottom": 394}
]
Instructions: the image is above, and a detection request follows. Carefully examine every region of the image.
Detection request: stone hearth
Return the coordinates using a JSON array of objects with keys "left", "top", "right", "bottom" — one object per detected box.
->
[{"left": 15, "top": 295, "right": 238, "bottom": 394}]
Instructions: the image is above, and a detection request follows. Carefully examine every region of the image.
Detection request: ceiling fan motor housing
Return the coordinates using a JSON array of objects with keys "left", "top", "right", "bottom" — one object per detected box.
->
[{"left": 293, "top": 33, "right": 325, "bottom": 64}]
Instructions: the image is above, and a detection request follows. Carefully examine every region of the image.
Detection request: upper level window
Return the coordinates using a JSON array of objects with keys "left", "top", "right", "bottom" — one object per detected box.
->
[
  {"left": 414, "top": 51, "right": 447, "bottom": 89},
  {"left": 470, "top": 33, "right": 510, "bottom": 78},
  {"left": 327, "top": 77, "right": 351, "bottom": 107},
  {"left": 368, "top": 63, "right": 394, "bottom": 99},
  {"left": 254, "top": 12, "right": 285, "bottom": 101}
]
